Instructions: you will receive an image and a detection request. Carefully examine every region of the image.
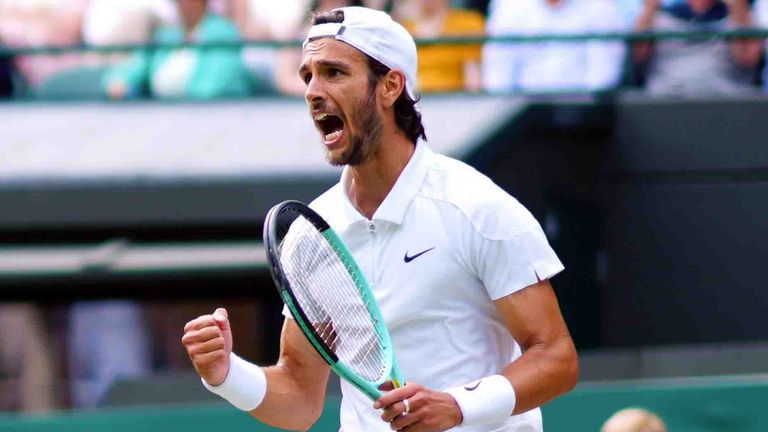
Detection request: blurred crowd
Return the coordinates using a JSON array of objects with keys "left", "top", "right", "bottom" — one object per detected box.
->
[
  {"left": 0, "top": 0, "right": 768, "bottom": 101},
  {"left": 3, "top": 0, "right": 768, "bottom": 416}
]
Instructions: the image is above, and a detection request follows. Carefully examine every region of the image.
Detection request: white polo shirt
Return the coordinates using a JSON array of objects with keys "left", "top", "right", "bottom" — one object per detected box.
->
[{"left": 303, "top": 143, "right": 564, "bottom": 431}]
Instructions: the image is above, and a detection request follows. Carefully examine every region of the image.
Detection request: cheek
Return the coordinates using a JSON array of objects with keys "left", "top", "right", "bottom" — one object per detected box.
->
[{"left": 345, "top": 92, "right": 374, "bottom": 126}]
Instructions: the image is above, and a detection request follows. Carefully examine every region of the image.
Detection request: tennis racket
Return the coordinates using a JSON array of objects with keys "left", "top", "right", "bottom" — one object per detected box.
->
[{"left": 264, "top": 200, "right": 405, "bottom": 400}]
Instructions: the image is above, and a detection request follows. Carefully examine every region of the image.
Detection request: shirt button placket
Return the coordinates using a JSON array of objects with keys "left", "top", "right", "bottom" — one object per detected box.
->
[{"left": 368, "top": 220, "right": 377, "bottom": 286}]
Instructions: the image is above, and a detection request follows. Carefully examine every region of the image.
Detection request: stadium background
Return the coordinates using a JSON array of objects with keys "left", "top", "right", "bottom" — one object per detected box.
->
[{"left": 1, "top": 0, "right": 768, "bottom": 431}]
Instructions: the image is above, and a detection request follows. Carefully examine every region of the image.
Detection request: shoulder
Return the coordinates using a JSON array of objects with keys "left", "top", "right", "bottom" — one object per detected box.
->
[
  {"left": 420, "top": 152, "right": 541, "bottom": 240},
  {"left": 309, "top": 182, "right": 345, "bottom": 223}
]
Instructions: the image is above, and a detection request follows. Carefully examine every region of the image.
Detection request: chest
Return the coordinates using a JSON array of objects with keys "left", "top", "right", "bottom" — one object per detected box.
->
[{"left": 337, "top": 204, "right": 487, "bottom": 328}]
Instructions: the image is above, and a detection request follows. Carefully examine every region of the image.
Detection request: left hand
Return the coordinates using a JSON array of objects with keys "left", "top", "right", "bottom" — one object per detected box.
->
[{"left": 374, "top": 382, "right": 463, "bottom": 431}]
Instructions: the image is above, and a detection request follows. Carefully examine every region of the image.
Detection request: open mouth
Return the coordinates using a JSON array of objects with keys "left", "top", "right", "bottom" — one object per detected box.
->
[{"left": 315, "top": 113, "right": 345, "bottom": 144}]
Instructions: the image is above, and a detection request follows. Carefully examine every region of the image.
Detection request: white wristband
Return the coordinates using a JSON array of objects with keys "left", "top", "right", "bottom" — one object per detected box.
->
[
  {"left": 444, "top": 375, "right": 516, "bottom": 426},
  {"left": 201, "top": 352, "right": 267, "bottom": 411}
]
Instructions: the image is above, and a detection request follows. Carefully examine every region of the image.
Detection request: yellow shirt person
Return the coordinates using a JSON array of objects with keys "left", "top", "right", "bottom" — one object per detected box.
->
[{"left": 403, "top": 7, "right": 484, "bottom": 93}]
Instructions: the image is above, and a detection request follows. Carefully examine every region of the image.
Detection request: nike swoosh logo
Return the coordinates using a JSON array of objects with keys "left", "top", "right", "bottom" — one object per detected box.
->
[
  {"left": 403, "top": 247, "right": 435, "bottom": 263},
  {"left": 464, "top": 380, "right": 482, "bottom": 391}
]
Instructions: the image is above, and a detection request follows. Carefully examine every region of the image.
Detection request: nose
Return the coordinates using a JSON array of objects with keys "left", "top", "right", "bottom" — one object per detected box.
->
[{"left": 304, "top": 75, "right": 325, "bottom": 105}]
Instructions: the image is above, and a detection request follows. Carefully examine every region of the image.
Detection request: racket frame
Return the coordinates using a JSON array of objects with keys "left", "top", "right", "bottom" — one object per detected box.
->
[{"left": 264, "top": 200, "right": 405, "bottom": 400}]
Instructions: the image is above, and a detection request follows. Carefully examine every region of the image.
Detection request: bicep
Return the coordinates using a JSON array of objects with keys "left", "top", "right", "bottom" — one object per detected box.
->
[
  {"left": 492, "top": 279, "right": 571, "bottom": 350},
  {"left": 276, "top": 318, "right": 332, "bottom": 398}
]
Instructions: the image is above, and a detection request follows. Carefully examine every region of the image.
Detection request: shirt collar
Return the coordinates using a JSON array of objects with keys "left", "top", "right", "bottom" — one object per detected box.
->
[{"left": 338, "top": 142, "right": 432, "bottom": 227}]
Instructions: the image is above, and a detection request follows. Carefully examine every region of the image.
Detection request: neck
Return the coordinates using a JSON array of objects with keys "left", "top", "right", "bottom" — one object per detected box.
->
[{"left": 347, "top": 125, "right": 415, "bottom": 220}]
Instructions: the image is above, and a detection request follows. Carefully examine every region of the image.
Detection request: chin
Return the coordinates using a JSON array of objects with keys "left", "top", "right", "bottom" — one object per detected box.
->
[{"left": 324, "top": 148, "right": 347, "bottom": 167}]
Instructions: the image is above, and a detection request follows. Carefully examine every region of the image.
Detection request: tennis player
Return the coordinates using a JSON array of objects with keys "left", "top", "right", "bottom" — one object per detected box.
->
[{"left": 181, "top": 6, "right": 578, "bottom": 431}]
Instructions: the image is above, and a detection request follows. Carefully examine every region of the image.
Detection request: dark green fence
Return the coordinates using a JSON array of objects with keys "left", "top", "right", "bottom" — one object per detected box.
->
[
  {"left": 543, "top": 377, "right": 768, "bottom": 432},
  {"left": 0, "top": 398, "right": 341, "bottom": 432},
  {"left": 3, "top": 30, "right": 768, "bottom": 100},
  {"left": 2, "top": 378, "right": 767, "bottom": 432}
]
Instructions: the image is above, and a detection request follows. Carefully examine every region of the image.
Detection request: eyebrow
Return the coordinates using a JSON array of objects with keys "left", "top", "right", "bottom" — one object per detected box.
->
[{"left": 298, "top": 59, "right": 352, "bottom": 77}]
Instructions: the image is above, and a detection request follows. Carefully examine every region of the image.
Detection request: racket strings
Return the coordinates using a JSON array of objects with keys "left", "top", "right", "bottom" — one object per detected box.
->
[{"left": 280, "top": 217, "right": 387, "bottom": 382}]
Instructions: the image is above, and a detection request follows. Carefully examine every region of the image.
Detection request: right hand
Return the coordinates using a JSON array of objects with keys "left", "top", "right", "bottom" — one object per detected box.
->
[{"left": 181, "top": 307, "right": 233, "bottom": 386}]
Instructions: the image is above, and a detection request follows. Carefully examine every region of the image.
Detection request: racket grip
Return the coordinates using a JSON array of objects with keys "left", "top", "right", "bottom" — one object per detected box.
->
[{"left": 391, "top": 360, "right": 406, "bottom": 389}]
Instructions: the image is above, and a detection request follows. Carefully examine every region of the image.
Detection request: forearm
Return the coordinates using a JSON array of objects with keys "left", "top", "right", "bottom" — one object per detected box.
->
[
  {"left": 501, "top": 334, "right": 578, "bottom": 414},
  {"left": 632, "top": 7, "right": 657, "bottom": 63},
  {"left": 250, "top": 363, "right": 330, "bottom": 431},
  {"left": 187, "top": 313, "right": 328, "bottom": 431}
]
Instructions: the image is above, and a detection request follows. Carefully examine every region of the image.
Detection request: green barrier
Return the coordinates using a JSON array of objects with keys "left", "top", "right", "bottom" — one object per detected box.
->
[
  {"left": 2, "top": 378, "right": 767, "bottom": 432},
  {"left": 542, "top": 377, "right": 768, "bottom": 432},
  {"left": 0, "top": 397, "right": 340, "bottom": 432},
  {"left": 2, "top": 30, "right": 768, "bottom": 56}
]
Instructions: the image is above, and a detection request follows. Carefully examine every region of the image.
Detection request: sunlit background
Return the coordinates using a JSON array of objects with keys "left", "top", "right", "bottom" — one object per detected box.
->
[{"left": 1, "top": 0, "right": 768, "bottom": 431}]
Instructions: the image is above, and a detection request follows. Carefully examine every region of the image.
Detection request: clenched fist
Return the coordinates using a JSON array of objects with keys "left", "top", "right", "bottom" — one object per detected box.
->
[{"left": 181, "top": 307, "right": 233, "bottom": 386}]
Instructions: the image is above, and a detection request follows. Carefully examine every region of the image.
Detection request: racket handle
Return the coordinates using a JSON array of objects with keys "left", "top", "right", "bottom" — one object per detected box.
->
[{"left": 391, "top": 360, "right": 406, "bottom": 389}]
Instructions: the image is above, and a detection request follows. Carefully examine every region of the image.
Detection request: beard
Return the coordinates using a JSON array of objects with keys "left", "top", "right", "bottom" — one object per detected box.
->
[{"left": 326, "top": 87, "right": 383, "bottom": 167}]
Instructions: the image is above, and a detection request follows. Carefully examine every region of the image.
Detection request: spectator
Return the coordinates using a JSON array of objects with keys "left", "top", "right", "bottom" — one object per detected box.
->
[
  {"left": 229, "top": 0, "right": 311, "bottom": 94},
  {"left": 0, "top": 303, "right": 58, "bottom": 413},
  {"left": 271, "top": 0, "right": 364, "bottom": 96},
  {"left": 633, "top": 0, "right": 764, "bottom": 95},
  {"left": 401, "top": 0, "right": 485, "bottom": 93},
  {"left": 68, "top": 301, "right": 151, "bottom": 409},
  {"left": 104, "top": 0, "right": 252, "bottom": 100},
  {"left": 0, "top": 0, "right": 88, "bottom": 91},
  {"left": 482, "top": 0, "right": 627, "bottom": 94},
  {"left": 231, "top": 0, "right": 310, "bottom": 42},
  {"left": 82, "top": 0, "right": 177, "bottom": 66},
  {"left": 601, "top": 407, "right": 667, "bottom": 432},
  {"left": 750, "top": 0, "right": 768, "bottom": 87},
  {"left": 19, "top": 0, "right": 181, "bottom": 100}
]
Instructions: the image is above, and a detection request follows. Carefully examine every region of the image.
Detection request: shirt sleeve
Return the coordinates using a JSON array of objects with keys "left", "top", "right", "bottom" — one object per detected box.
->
[{"left": 468, "top": 197, "right": 564, "bottom": 300}]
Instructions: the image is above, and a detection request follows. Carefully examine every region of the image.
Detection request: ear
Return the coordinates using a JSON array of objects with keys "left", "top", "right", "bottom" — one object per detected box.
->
[{"left": 379, "top": 70, "right": 406, "bottom": 108}]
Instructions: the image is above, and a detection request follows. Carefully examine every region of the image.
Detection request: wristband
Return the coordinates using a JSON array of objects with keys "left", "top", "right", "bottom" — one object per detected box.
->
[
  {"left": 444, "top": 374, "right": 516, "bottom": 426},
  {"left": 201, "top": 352, "right": 267, "bottom": 411}
]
